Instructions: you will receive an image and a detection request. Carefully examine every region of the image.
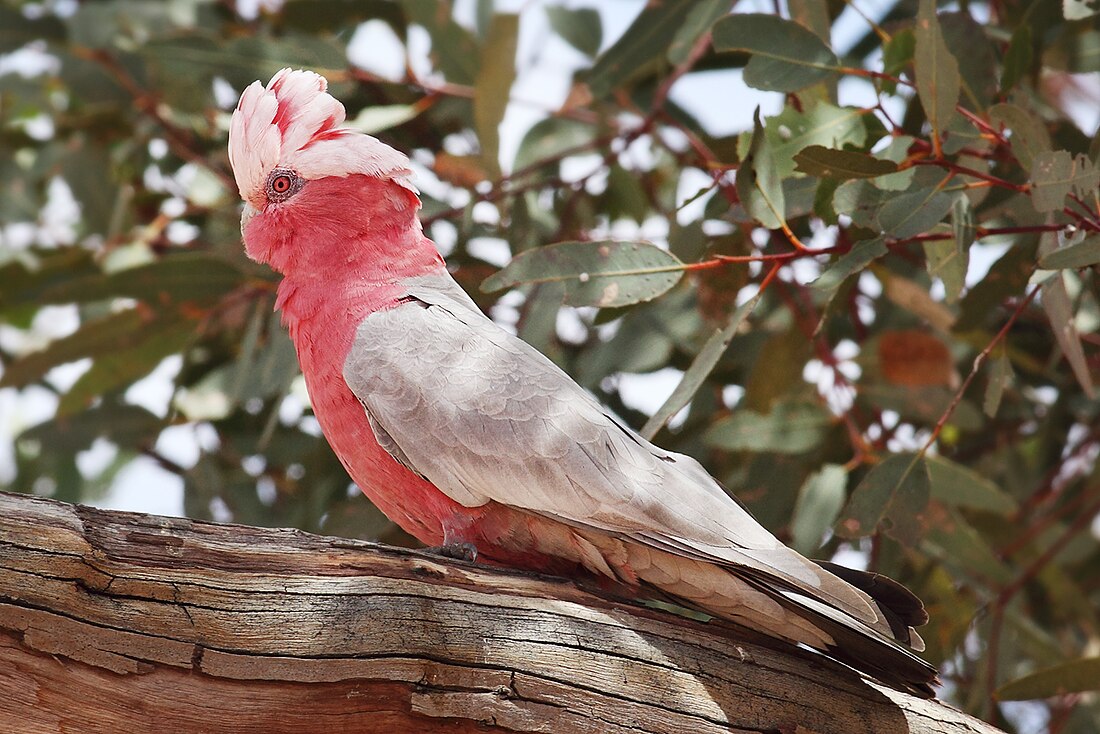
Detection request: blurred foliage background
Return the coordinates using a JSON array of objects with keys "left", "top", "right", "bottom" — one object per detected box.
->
[{"left": 2, "top": 0, "right": 1100, "bottom": 729}]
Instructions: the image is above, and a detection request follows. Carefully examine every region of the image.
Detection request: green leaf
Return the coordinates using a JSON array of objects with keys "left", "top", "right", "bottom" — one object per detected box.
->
[
  {"left": 997, "top": 657, "right": 1100, "bottom": 700},
  {"left": 914, "top": 0, "right": 961, "bottom": 152},
  {"left": 0, "top": 6, "right": 66, "bottom": 53},
  {"left": 474, "top": 13, "right": 518, "bottom": 178},
  {"left": 736, "top": 110, "right": 786, "bottom": 229},
  {"left": 58, "top": 315, "right": 195, "bottom": 415},
  {"left": 922, "top": 509, "right": 1013, "bottom": 585},
  {"left": 791, "top": 464, "right": 848, "bottom": 554},
  {"left": 481, "top": 241, "right": 685, "bottom": 308},
  {"left": 513, "top": 117, "right": 596, "bottom": 173},
  {"left": 983, "top": 348, "right": 1013, "bottom": 417},
  {"left": 347, "top": 105, "right": 420, "bottom": 135},
  {"left": 545, "top": 6, "right": 601, "bottom": 57},
  {"left": 712, "top": 13, "right": 840, "bottom": 92},
  {"left": 919, "top": 195, "right": 971, "bottom": 304},
  {"left": 926, "top": 455, "right": 1016, "bottom": 515},
  {"left": 19, "top": 405, "right": 165, "bottom": 454},
  {"left": 878, "top": 188, "right": 956, "bottom": 239},
  {"left": 585, "top": 0, "right": 696, "bottom": 100},
  {"left": 401, "top": 0, "right": 480, "bottom": 84},
  {"left": 812, "top": 238, "right": 889, "bottom": 296},
  {"left": 1042, "top": 269, "right": 1095, "bottom": 397},
  {"left": 640, "top": 288, "right": 764, "bottom": 439},
  {"left": 37, "top": 253, "right": 246, "bottom": 307},
  {"left": 282, "top": 0, "right": 406, "bottom": 35},
  {"left": 955, "top": 236, "right": 1038, "bottom": 332},
  {"left": 793, "top": 146, "right": 899, "bottom": 179},
  {"left": 0, "top": 309, "right": 189, "bottom": 391},
  {"left": 1030, "top": 150, "right": 1100, "bottom": 213},
  {"left": 755, "top": 102, "right": 870, "bottom": 179},
  {"left": 988, "top": 104, "right": 1052, "bottom": 175},
  {"left": 667, "top": 0, "right": 732, "bottom": 66},
  {"left": 1039, "top": 234, "right": 1100, "bottom": 269},
  {"left": 0, "top": 248, "right": 100, "bottom": 316},
  {"left": 923, "top": 238, "right": 968, "bottom": 305},
  {"left": 703, "top": 401, "right": 831, "bottom": 455},
  {"left": 882, "top": 28, "right": 915, "bottom": 80},
  {"left": 1000, "top": 26, "right": 1033, "bottom": 94},
  {"left": 836, "top": 453, "right": 931, "bottom": 544},
  {"left": 939, "top": 12, "right": 996, "bottom": 111}
]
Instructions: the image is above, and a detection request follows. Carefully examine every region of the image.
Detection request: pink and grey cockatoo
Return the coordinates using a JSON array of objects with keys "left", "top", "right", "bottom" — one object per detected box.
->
[{"left": 228, "top": 69, "right": 938, "bottom": 697}]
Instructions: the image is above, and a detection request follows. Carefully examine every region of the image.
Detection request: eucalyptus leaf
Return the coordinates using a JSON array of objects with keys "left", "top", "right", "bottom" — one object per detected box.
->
[
  {"left": 481, "top": 241, "right": 684, "bottom": 308},
  {"left": 712, "top": 13, "right": 841, "bottom": 92}
]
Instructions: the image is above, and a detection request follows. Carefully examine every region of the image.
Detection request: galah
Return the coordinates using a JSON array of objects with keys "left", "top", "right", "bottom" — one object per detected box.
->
[{"left": 228, "top": 68, "right": 938, "bottom": 697}]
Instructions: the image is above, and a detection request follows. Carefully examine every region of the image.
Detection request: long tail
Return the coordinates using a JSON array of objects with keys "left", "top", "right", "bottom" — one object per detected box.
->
[{"left": 620, "top": 542, "right": 939, "bottom": 698}]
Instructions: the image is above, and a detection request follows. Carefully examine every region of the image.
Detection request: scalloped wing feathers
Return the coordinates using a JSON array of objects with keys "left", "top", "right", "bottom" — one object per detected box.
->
[{"left": 342, "top": 272, "right": 890, "bottom": 630}]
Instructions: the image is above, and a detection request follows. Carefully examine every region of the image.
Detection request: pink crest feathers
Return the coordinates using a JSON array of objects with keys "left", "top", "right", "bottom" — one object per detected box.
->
[{"left": 228, "top": 68, "right": 413, "bottom": 206}]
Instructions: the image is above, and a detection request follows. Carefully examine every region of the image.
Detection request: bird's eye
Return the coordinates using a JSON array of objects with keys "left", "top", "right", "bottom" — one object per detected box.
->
[{"left": 266, "top": 169, "right": 301, "bottom": 202}]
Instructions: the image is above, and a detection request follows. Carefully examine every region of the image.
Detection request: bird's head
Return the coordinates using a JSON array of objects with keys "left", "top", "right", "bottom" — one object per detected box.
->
[{"left": 228, "top": 69, "right": 421, "bottom": 273}]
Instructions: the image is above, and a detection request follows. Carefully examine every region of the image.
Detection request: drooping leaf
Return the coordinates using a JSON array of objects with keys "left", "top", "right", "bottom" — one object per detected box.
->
[
  {"left": 794, "top": 146, "right": 899, "bottom": 179},
  {"left": 790, "top": 464, "right": 847, "bottom": 554},
  {"left": 545, "top": 6, "right": 602, "bottom": 57},
  {"left": 1000, "top": 26, "right": 1033, "bottom": 94},
  {"left": 481, "top": 240, "right": 684, "bottom": 308},
  {"left": 997, "top": 657, "right": 1100, "bottom": 700},
  {"left": 1039, "top": 234, "right": 1100, "bottom": 269},
  {"left": 1042, "top": 269, "right": 1095, "bottom": 397},
  {"left": 954, "top": 236, "right": 1039, "bottom": 331},
  {"left": 736, "top": 110, "right": 786, "bottom": 229},
  {"left": 19, "top": 404, "right": 165, "bottom": 454},
  {"left": 939, "top": 12, "right": 996, "bottom": 111},
  {"left": 37, "top": 253, "right": 247, "bottom": 307},
  {"left": 640, "top": 287, "right": 764, "bottom": 439},
  {"left": 667, "top": 0, "right": 733, "bottom": 66},
  {"left": 703, "top": 401, "right": 831, "bottom": 455},
  {"left": 401, "top": 0, "right": 480, "bottom": 84},
  {"left": 914, "top": 0, "right": 961, "bottom": 154},
  {"left": 926, "top": 455, "right": 1016, "bottom": 515},
  {"left": 989, "top": 104, "right": 1052, "bottom": 175},
  {"left": 58, "top": 314, "right": 195, "bottom": 414},
  {"left": 0, "top": 6, "right": 67, "bottom": 53},
  {"left": 983, "top": 347, "right": 1013, "bottom": 417},
  {"left": 836, "top": 453, "right": 931, "bottom": 544},
  {"left": 878, "top": 187, "right": 956, "bottom": 239},
  {"left": 584, "top": 0, "right": 696, "bottom": 100},
  {"left": 753, "top": 103, "right": 870, "bottom": 179},
  {"left": 1030, "top": 150, "right": 1100, "bottom": 213},
  {"left": 474, "top": 13, "right": 518, "bottom": 178},
  {"left": 513, "top": 117, "right": 596, "bottom": 173},
  {"left": 812, "top": 238, "right": 889, "bottom": 297},
  {"left": 712, "top": 13, "right": 840, "bottom": 92}
]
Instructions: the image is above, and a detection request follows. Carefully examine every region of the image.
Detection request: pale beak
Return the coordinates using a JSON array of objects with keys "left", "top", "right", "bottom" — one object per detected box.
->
[{"left": 240, "top": 201, "right": 258, "bottom": 234}]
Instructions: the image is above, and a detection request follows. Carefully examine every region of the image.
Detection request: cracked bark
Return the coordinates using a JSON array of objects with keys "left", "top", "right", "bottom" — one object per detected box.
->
[{"left": 0, "top": 491, "right": 1003, "bottom": 734}]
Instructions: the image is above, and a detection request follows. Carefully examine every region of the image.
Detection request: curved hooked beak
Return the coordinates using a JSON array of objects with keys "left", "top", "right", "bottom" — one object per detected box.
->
[{"left": 240, "top": 201, "right": 258, "bottom": 234}]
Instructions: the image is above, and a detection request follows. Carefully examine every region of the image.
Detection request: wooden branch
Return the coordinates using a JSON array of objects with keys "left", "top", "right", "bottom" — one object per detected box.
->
[{"left": 0, "top": 491, "right": 1002, "bottom": 734}]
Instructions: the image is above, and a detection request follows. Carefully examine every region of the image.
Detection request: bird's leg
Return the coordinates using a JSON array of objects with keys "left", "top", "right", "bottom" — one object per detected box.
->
[
  {"left": 422, "top": 542, "right": 478, "bottom": 562},
  {"left": 423, "top": 515, "right": 480, "bottom": 562}
]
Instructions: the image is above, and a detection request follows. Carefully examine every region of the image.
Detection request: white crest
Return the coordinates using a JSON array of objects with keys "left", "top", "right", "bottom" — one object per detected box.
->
[{"left": 228, "top": 68, "right": 414, "bottom": 205}]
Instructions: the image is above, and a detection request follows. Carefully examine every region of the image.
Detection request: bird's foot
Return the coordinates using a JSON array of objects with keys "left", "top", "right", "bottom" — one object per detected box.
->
[{"left": 423, "top": 542, "right": 478, "bottom": 563}]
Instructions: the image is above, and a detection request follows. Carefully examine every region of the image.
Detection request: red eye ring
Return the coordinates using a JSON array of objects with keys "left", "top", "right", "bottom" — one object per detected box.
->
[{"left": 271, "top": 175, "right": 292, "bottom": 194}]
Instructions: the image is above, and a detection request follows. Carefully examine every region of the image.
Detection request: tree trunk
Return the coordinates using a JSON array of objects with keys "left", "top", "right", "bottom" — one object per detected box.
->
[{"left": 0, "top": 491, "right": 1001, "bottom": 734}]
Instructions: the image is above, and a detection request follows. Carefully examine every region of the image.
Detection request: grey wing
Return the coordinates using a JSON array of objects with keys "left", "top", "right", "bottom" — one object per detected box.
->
[{"left": 343, "top": 273, "right": 877, "bottom": 621}]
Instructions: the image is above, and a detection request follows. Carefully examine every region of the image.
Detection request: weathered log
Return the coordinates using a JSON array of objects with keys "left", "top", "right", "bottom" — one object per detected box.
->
[{"left": 0, "top": 490, "right": 1001, "bottom": 733}]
